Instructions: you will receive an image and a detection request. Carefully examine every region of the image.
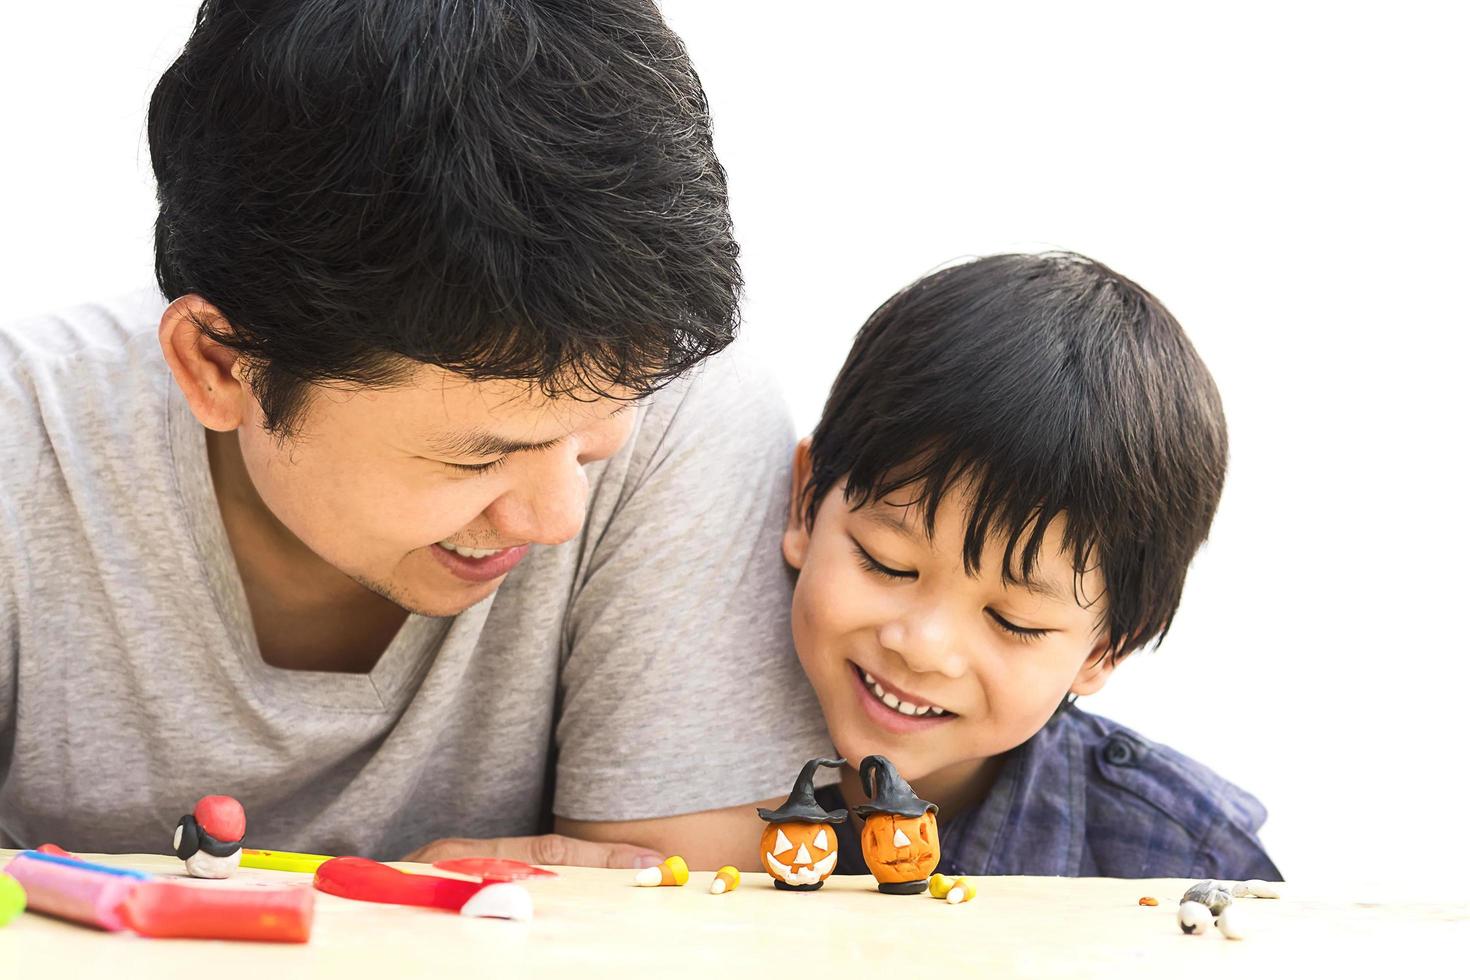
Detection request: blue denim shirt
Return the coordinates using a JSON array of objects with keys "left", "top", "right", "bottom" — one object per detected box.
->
[{"left": 817, "top": 705, "right": 1282, "bottom": 880}]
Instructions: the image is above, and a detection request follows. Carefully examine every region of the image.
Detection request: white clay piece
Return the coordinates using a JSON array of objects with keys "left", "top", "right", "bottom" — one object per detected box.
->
[
  {"left": 1177, "top": 900, "right": 1214, "bottom": 935},
  {"left": 459, "top": 882, "right": 534, "bottom": 922},
  {"left": 1215, "top": 904, "right": 1245, "bottom": 940}
]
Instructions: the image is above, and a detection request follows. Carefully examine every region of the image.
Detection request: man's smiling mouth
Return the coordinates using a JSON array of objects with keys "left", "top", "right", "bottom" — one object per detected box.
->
[
  {"left": 851, "top": 662, "right": 954, "bottom": 718},
  {"left": 436, "top": 540, "right": 509, "bottom": 560}
]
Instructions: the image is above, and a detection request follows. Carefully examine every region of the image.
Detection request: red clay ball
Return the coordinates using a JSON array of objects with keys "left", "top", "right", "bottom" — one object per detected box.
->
[{"left": 193, "top": 795, "right": 246, "bottom": 842}]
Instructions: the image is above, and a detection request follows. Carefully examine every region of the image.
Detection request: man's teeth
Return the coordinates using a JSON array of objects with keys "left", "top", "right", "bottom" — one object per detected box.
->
[
  {"left": 438, "top": 540, "right": 507, "bottom": 560},
  {"left": 862, "top": 671, "right": 949, "bottom": 717}
]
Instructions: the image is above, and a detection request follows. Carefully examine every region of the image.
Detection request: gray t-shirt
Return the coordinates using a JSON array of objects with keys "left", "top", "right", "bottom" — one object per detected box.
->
[{"left": 0, "top": 290, "right": 829, "bottom": 859}]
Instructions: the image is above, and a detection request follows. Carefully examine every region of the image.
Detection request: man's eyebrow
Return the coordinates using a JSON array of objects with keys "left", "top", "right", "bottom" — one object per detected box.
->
[
  {"left": 426, "top": 403, "right": 635, "bottom": 459},
  {"left": 426, "top": 430, "right": 562, "bottom": 458}
]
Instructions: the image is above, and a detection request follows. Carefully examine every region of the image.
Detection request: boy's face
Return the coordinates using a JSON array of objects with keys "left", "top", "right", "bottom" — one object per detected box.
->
[{"left": 782, "top": 443, "right": 1116, "bottom": 783}]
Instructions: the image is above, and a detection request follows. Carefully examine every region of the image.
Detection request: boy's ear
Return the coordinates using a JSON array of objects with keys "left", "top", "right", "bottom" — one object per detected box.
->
[
  {"left": 781, "top": 437, "right": 815, "bottom": 570},
  {"left": 158, "top": 295, "right": 249, "bottom": 432},
  {"left": 1069, "top": 641, "right": 1119, "bottom": 697}
]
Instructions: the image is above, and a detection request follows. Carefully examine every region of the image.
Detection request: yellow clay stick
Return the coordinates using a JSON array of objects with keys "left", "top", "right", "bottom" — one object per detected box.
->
[{"left": 240, "top": 848, "right": 336, "bottom": 874}]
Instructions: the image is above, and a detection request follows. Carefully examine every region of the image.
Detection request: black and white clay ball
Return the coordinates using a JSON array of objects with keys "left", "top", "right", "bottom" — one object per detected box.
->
[{"left": 172, "top": 794, "right": 246, "bottom": 879}]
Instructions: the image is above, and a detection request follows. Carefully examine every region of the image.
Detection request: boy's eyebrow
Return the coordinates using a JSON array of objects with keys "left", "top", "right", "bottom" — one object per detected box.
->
[
  {"left": 863, "top": 508, "right": 1071, "bottom": 601},
  {"left": 1003, "top": 578, "right": 1068, "bottom": 603},
  {"left": 866, "top": 509, "right": 919, "bottom": 537}
]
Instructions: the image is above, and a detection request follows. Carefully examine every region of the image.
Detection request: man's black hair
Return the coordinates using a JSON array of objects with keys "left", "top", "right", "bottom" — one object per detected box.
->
[
  {"left": 804, "top": 253, "right": 1228, "bottom": 662},
  {"left": 149, "top": 0, "right": 740, "bottom": 436}
]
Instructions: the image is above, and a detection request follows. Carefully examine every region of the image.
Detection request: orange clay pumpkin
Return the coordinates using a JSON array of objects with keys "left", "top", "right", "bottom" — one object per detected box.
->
[
  {"left": 756, "top": 758, "right": 848, "bottom": 892},
  {"left": 860, "top": 811, "right": 940, "bottom": 889},
  {"left": 853, "top": 755, "right": 941, "bottom": 895},
  {"left": 760, "top": 821, "right": 840, "bottom": 891}
]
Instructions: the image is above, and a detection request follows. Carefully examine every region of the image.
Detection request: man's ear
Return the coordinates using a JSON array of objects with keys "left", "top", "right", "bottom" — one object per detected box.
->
[
  {"left": 158, "top": 295, "right": 248, "bottom": 432},
  {"left": 781, "top": 437, "right": 815, "bottom": 570},
  {"left": 1069, "top": 641, "right": 1119, "bottom": 697}
]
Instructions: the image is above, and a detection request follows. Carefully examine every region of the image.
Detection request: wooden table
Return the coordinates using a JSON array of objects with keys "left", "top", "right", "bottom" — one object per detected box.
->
[{"left": 2, "top": 850, "right": 1465, "bottom": 977}]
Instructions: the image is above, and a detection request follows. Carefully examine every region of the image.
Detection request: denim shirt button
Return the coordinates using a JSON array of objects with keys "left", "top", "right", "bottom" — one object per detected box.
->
[{"left": 1103, "top": 737, "right": 1134, "bottom": 766}]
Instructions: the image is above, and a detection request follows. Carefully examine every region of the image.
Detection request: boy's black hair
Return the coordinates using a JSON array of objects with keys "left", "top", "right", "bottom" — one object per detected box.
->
[
  {"left": 149, "top": 0, "right": 740, "bottom": 436},
  {"left": 804, "top": 253, "right": 1228, "bottom": 662}
]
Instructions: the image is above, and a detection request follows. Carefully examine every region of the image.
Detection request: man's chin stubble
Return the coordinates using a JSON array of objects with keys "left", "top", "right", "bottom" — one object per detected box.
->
[{"left": 350, "top": 571, "right": 492, "bottom": 620}]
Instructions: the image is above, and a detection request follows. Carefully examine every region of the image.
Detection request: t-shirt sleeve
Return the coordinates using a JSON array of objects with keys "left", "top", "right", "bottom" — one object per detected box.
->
[
  {"left": 0, "top": 359, "right": 31, "bottom": 786},
  {"left": 0, "top": 508, "right": 16, "bottom": 785},
  {"left": 553, "top": 350, "right": 833, "bottom": 821}
]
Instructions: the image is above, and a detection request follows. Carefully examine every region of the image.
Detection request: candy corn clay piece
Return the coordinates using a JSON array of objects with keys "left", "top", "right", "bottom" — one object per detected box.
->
[
  {"left": 1, "top": 872, "right": 25, "bottom": 926},
  {"left": 928, "top": 873, "right": 955, "bottom": 899},
  {"left": 634, "top": 855, "right": 689, "bottom": 887},
  {"left": 709, "top": 866, "right": 740, "bottom": 895},
  {"left": 1, "top": 851, "right": 145, "bottom": 931},
  {"left": 123, "top": 881, "right": 314, "bottom": 942},
  {"left": 945, "top": 877, "right": 977, "bottom": 904},
  {"left": 459, "top": 882, "right": 533, "bottom": 921}
]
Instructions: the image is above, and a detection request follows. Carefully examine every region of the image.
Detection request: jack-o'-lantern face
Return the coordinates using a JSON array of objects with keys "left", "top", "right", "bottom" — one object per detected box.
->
[
  {"left": 760, "top": 821, "right": 839, "bottom": 888},
  {"left": 860, "top": 811, "right": 939, "bottom": 884}
]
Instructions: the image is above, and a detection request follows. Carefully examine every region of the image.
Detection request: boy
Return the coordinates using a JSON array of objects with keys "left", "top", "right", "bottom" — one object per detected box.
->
[{"left": 782, "top": 253, "right": 1281, "bottom": 879}]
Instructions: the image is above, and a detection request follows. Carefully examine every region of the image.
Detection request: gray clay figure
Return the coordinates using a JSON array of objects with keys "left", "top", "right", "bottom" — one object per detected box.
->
[{"left": 1181, "top": 879, "right": 1233, "bottom": 916}]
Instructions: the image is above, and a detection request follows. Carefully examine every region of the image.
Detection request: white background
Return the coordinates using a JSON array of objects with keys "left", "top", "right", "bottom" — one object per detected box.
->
[{"left": 3, "top": 2, "right": 1466, "bottom": 888}]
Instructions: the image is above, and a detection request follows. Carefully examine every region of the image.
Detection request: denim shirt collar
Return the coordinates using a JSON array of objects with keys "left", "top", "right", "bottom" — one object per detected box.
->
[
  {"left": 939, "top": 710, "right": 1087, "bottom": 876},
  {"left": 817, "top": 710, "right": 1089, "bottom": 878}
]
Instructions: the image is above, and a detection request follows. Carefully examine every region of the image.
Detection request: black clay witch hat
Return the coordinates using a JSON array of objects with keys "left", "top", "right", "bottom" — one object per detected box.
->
[
  {"left": 851, "top": 755, "right": 938, "bottom": 819},
  {"left": 756, "top": 758, "right": 848, "bottom": 824}
]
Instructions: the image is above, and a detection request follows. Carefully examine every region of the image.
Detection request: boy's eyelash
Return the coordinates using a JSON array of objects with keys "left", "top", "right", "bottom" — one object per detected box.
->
[
  {"left": 444, "top": 457, "right": 507, "bottom": 475},
  {"left": 849, "top": 538, "right": 1054, "bottom": 641},
  {"left": 851, "top": 540, "right": 916, "bottom": 580},
  {"left": 987, "top": 610, "right": 1051, "bottom": 643}
]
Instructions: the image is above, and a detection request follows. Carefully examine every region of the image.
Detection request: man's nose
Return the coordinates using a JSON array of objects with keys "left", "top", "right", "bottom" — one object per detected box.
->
[{"left": 486, "top": 450, "right": 590, "bottom": 546}]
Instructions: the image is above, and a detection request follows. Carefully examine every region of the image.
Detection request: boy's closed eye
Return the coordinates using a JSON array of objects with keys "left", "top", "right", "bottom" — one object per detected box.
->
[
  {"left": 849, "top": 537, "right": 916, "bottom": 580},
  {"left": 850, "top": 535, "right": 1058, "bottom": 644},
  {"left": 986, "top": 610, "right": 1052, "bottom": 643}
]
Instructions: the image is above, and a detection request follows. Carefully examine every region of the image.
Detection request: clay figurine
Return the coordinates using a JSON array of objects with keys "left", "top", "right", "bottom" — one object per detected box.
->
[
  {"left": 172, "top": 795, "right": 246, "bottom": 879},
  {"left": 853, "top": 755, "right": 939, "bottom": 894},
  {"left": 756, "top": 757, "right": 847, "bottom": 891},
  {"left": 1180, "top": 879, "right": 1233, "bottom": 916}
]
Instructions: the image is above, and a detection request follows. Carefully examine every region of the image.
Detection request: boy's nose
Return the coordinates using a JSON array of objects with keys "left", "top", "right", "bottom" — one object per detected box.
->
[{"left": 876, "top": 611, "right": 969, "bottom": 679}]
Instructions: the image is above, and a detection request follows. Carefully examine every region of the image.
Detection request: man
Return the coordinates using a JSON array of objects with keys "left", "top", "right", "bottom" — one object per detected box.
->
[{"left": 0, "top": 0, "right": 827, "bottom": 868}]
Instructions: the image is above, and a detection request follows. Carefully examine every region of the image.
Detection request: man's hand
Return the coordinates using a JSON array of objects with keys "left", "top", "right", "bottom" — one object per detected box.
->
[
  {"left": 556, "top": 796, "right": 784, "bottom": 872},
  {"left": 401, "top": 834, "right": 663, "bottom": 869}
]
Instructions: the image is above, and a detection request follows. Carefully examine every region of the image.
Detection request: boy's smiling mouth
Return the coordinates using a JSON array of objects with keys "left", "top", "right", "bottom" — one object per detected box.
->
[{"left": 848, "top": 662, "right": 957, "bottom": 734}]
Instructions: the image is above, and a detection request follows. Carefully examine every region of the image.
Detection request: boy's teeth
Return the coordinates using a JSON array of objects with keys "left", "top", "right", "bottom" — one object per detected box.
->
[{"left": 860, "top": 667, "right": 948, "bottom": 718}]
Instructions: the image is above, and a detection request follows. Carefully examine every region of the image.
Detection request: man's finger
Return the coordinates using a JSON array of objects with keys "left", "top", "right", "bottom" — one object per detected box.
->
[
  {"left": 527, "top": 833, "right": 662, "bottom": 869},
  {"left": 401, "top": 834, "right": 661, "bottom": 870}
]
